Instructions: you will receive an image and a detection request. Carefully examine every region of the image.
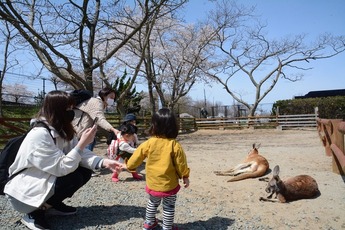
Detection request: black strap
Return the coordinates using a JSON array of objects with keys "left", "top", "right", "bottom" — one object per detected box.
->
[
  {"left": 33, "top": 121, "right": 56, "bottom": 144},
  {"left": 7, "top": 167, "right": 26, "bottom": 182},
  {"left": 76, "top": 111, "right": 85, "bottom": 126}
]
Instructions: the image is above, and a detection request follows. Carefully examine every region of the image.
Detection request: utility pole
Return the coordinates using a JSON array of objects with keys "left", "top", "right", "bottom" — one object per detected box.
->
[
  {"left": 203, "top": 88, "right": 207, "bottom": 108},
  {"left": 42, "top": 78, "right": 46, "bottom": 97}
]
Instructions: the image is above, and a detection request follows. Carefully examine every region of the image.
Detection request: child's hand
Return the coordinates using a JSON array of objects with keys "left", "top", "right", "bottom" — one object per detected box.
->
[
  {"left": 183, "top": 177, "right": 190, "bottom": 188},
  {"left": 114, "top": 166, "right": 122, "bottom": 174},
  {"left": 114, "top": 163, "right": 128, "bottom": 173},
  {"left": 120, "top": 163, "right": 128, "bottom": 171}
]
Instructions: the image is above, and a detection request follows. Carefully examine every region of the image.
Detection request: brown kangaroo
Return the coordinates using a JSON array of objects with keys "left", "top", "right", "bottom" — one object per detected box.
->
[
  {"left": 214, "top": 143, "right": 269, "bottom": 182},
  {"left": 259, "top": 165, "right": 320, "bottom": 203}
]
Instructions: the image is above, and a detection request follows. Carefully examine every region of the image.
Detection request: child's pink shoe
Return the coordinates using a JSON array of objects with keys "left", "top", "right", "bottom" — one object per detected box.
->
[
  {"left": 111, "top": 172, "right": 119, "bottom": 182},
  {"left": 143, "top": 219, "right": 158, "bottom": 230},
  {"left": 132, "top": 172, "right": 143, "bottom": 180}
]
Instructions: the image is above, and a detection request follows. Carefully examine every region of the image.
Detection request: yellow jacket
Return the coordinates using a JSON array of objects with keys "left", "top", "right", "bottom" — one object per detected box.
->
[{"left": 127, "top": 137, "right": 190, "bottom": 192}]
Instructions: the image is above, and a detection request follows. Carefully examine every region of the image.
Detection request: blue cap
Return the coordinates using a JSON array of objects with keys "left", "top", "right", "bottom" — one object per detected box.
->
[{"left": 123, "top": 113, "right": 136, "bottom": 122}]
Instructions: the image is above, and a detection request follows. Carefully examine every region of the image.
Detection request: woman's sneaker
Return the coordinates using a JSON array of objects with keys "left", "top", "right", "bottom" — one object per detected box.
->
[
  {"left": 21, "top": 209, "right": 50, "bottom": 230},
  {"left": 45, "top": 202, "right": 77, "bottom": 216},
  {"left": 143, "top": 219, "right": 159, "bottom": 230}
]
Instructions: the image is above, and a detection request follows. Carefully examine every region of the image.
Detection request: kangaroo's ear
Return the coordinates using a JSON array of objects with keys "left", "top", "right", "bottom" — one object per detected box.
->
[{"left": 273, "top": 165, "right": 280, "bottom": 176}]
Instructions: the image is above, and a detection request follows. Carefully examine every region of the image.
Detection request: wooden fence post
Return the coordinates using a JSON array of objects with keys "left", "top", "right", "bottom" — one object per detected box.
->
[
  {"left": 317, "top": 118, "right": 345, "bottom": 175},
  {"left": 317, "top": 118, "right": 333, "bottom": 156},
  {"left": 330, "top": 120, "right": 345, "bottom": 174}
]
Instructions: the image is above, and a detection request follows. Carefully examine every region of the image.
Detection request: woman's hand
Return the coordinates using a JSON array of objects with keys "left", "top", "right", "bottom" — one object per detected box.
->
[
  {"left": 102, "top": 159, "right": 126, "bottom": 172},
  {"left": 112, "top": 127, "right": 120, "bottom": 136}
]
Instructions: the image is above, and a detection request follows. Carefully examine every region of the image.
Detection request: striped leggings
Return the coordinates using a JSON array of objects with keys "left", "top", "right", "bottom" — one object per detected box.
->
[{"left": 145, "top": 194, "right": 177, "bottom": 230}]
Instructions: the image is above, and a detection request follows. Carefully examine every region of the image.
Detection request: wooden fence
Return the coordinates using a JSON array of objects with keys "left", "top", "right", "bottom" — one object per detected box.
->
[
  {"left": 195, "top": 113, "right": 318, "bottom": 130},
  {"left": 195, "top": 115, "right": 277, "bottom": 129},
  {"left": 276, "top": 113, "right": 319, "bottom": 130},
  {"left": 317, "top": 118, "right": 345, "bottom": 175},
  {"left": 0, "top": 118, "right": 32, "bottom": 145},
  {"left": 105, "top": 116, "right": 197, "bottom": 137},
  {"left": 0, "top": 113, "right": 318, "bottom": 149},
  {"left": 0, "top": 116, "right": 197, "bottom": 149}
]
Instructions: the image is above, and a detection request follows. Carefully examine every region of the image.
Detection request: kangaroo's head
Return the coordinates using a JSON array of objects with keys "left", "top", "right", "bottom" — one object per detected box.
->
[
  {"left": 248, "top": 143, "right": 261, "bottom": 156},
  {"left": 265, "top": 165, "right": 283, "bottom": 194}
]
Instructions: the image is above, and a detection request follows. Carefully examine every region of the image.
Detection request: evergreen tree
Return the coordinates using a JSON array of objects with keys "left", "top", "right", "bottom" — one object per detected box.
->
[
  {"left": 34, "top": 91, "right": 45, "bottom": 106},
  {"left": 113, "top": 70, "right": 143, "bottom": 116}
]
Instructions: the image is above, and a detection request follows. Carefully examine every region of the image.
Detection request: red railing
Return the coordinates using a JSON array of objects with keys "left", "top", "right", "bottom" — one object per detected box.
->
[{"left": 317, "top": 118, "right": 345, "bottom": 175}]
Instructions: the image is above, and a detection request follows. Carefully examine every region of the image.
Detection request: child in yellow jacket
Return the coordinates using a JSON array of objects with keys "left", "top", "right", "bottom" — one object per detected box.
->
[{"left": 125, "top": 108, "right": 190, "bottom": 230}]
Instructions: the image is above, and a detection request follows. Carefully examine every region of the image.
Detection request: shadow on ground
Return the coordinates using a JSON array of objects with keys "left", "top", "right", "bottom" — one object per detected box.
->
[
  {"left": 47, "top": 205, "right": 234, "bottom": 230},
  {"left": 48, "top": 204, "right": 146, "bottom": 229},
  {"left": 176, "top": 216, "right": 234, "bottom": 230}
]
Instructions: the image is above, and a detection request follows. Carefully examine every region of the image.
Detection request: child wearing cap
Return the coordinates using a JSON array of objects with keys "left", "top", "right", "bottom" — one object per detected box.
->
[
  {"left": 107, "top": 123, "right": 142, "bottom": 182},
  {"left": 122, "top": 113, "right": 139, "bottom": 147}
]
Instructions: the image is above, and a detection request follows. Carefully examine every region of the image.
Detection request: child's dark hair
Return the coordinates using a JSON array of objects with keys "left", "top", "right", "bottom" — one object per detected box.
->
[
  {"left": 149, "top": 108, "right": 178, "bottom": 138},
  {"left": 119, "top": 123, "right": 136, "bottom": 135}
]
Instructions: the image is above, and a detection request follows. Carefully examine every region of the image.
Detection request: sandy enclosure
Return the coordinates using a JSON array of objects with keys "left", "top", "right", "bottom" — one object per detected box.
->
[
  {"left": 176, "top": 129, "right": 345, "bottom": 230},
  {"left": 1, "top": 129, "right": 345, "bottom": 230}
]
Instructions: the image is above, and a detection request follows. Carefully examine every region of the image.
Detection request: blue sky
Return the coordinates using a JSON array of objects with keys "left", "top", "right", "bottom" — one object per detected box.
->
[
  {"left": 2, "top": 0, "right": 344, "bottom": 108},
  {"left": 183, "top": 0, "right": 345, "bottom": 106}
]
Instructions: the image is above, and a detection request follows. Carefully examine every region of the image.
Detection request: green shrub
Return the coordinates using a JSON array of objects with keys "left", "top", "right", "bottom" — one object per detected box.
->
[{"left": 272, "top": 96, "right": 345, "bottom": 119}]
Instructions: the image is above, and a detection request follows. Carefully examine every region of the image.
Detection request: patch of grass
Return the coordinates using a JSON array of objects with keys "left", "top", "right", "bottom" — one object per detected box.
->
[{"left": 2, "top": 105, "right": 39, "bottom": 118}]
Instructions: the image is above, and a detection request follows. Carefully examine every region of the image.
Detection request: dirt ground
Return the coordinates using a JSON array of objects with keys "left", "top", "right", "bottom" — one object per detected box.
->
[
  {"left": 173, "top": 128, "right": 345, "bottom": 229},
  {"left": 1, "top": 128, "right": 345, "bottom": 229}
]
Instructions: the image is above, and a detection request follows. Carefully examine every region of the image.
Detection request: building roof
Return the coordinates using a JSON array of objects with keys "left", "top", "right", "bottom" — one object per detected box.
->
[{"left": 294, "top": 89, "right": 345, "bottom": 99}]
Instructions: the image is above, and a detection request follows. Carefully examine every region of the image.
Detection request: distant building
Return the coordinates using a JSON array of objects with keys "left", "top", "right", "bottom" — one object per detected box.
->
[{"left": 294, "top": 89, "right": 345, "bottom": 99}]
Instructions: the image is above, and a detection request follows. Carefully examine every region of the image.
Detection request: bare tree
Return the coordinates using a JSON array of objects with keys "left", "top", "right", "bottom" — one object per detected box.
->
[
  {"left": 0, "top": 20, "right": 21, "bottom": 116},
  {"left": 116, "top": 12, "right": 216, "bottom": 113},
  {"left": 204, "top": 1, "right": 345, "bottom": 116},
  {"left": 151, "top": 21, "right": 216, "bottom": 110},
  {"left": 0, "top": 0, "right": 177, "bottom": 93},
  {"left": 50, "top": 76, "right": 64, "bottom": 91}
]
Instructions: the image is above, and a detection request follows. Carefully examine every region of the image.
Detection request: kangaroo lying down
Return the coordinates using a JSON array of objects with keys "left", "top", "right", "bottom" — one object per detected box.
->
[
  {"left": 214, "top": 143, "right": 269, "bottom": 182},
  {"left": 259, "top": 165, "right": 320, "bottom": 203}
]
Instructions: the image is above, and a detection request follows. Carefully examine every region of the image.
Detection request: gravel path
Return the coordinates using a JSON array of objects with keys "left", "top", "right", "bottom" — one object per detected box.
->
[{"left": 1, "top": 129, "right": 345, "bottom": 230}]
